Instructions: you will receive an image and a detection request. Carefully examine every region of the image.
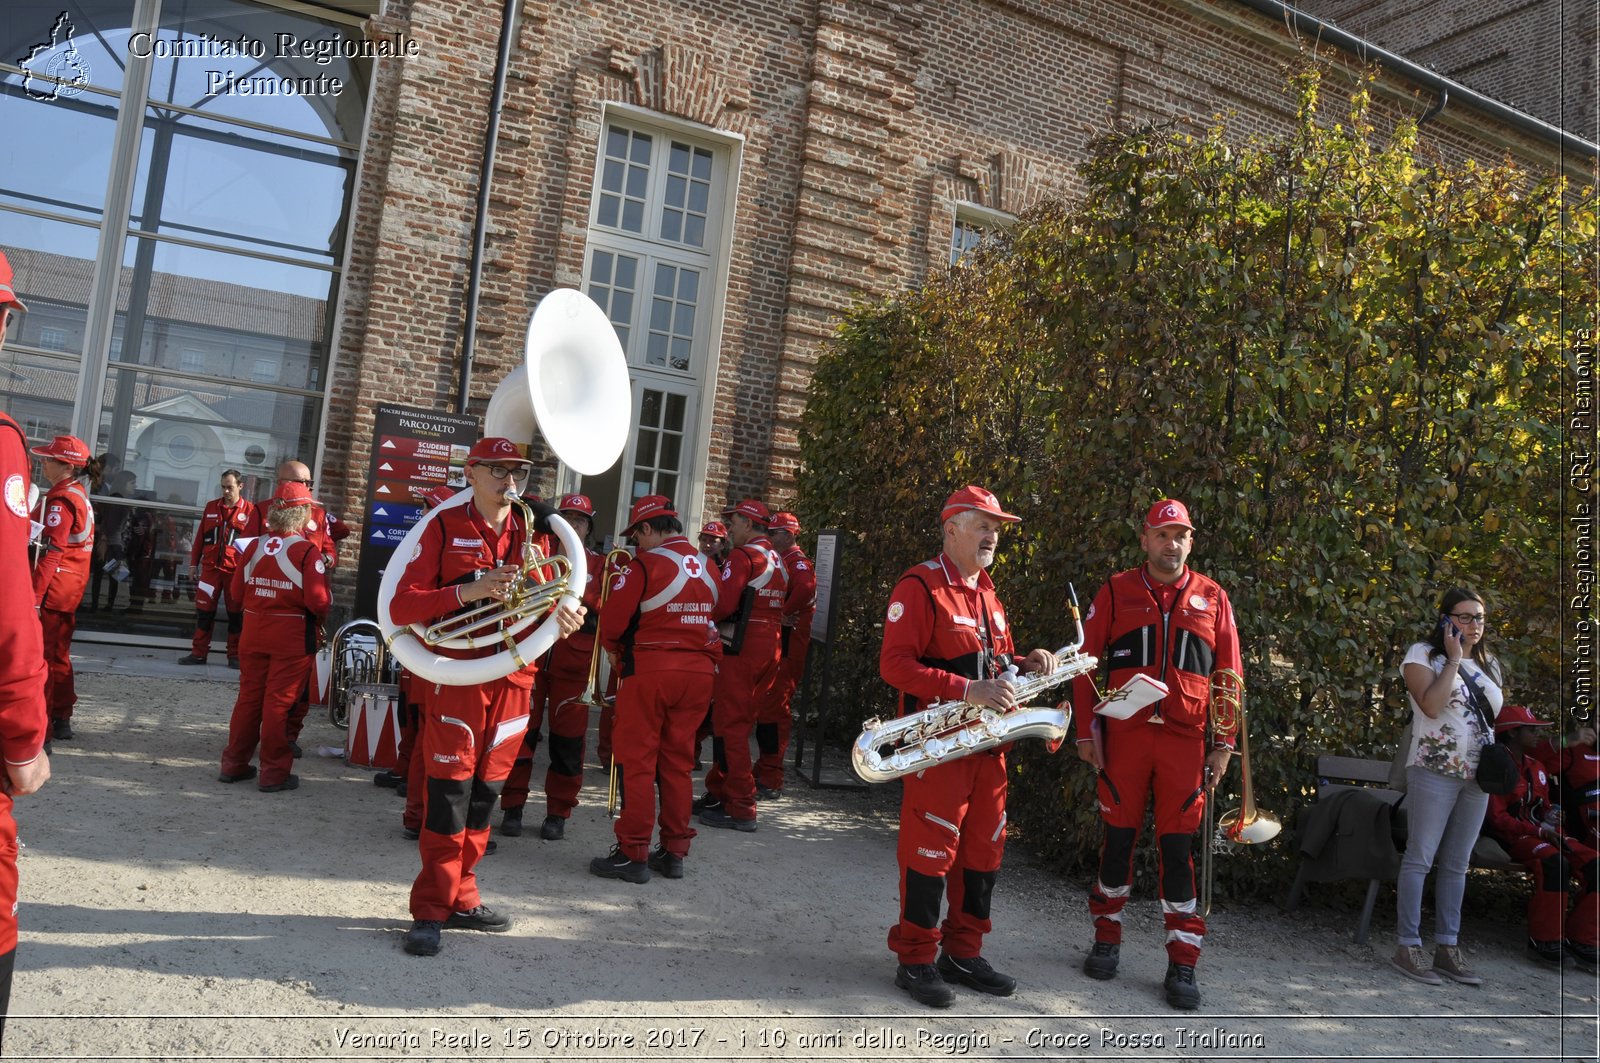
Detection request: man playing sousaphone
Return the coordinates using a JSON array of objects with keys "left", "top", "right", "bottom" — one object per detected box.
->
[
  {"left": 879, "top": 485, "right": 1060, "bottom": 1008},
  {"left": 387, "top": 437, "right": 584, "bottom": 957}
]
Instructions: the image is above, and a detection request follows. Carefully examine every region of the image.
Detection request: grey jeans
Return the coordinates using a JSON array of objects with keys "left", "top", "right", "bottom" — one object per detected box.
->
[{"left": 1396, "top": 765, "right": 1490, "bottom": 947}]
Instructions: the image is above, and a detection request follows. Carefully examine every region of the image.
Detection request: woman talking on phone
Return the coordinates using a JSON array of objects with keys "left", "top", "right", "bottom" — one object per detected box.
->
[{"left": 1390, "top": 586, "right": 1504, "bottom": 986}]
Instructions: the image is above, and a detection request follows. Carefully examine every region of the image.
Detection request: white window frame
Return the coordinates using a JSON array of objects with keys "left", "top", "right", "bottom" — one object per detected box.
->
[{"left": 950, "top": 202, "right": 1015, "bottom": 265}]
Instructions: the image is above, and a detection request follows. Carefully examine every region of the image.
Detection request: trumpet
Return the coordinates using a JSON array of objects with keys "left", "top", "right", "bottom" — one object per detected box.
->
[{"left": 1200, "top": 667, "right": 1281, "bottom": 916}]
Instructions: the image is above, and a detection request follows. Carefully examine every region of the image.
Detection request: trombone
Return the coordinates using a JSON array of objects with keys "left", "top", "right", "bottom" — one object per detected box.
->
[
  {"left": 1199, "top": 668, "right": 1281, "bottom": 916},
  {"left": 578, "top": 547, "right": 633, "bottom": 819}
]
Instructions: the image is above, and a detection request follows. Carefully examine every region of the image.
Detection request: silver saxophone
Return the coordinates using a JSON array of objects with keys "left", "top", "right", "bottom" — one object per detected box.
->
[{"left": 852, "top": 586, "right": 1098, "bottom": 783}]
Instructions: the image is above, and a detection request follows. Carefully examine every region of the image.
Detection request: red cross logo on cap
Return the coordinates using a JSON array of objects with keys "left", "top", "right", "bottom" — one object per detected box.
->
[{"left": 1161, "top": 503, "right": 1178, "bottom": 520}]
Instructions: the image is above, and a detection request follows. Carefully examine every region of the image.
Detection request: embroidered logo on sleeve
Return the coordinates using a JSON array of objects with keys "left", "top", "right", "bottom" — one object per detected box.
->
[
  {"left": 1188, "top": 594, "right": 1209, "bottom": 611},
  {"left": 4, "top": 475, "right": 27, "bottom": 518},
  {"left": 46, "top": 509, "right": 62, "bottom": 527},
  {"left": 887, "top": 601, "right": 905, "bottom": 623}
]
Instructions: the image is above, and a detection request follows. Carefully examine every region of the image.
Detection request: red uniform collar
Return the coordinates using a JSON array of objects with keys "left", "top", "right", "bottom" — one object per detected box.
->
[{"left": 937, "top": 551, "right": 995, "bottom": 592}]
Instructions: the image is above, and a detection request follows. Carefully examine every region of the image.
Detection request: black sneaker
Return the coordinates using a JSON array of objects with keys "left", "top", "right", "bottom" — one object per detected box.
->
[
  {"left": 374, "top": 770, "right": 404, "bottom": 789},
  {"left": 698, "top": 808, "right": 757, "bottom": 832},
  {"left": 756, "top": 784, "right": 784, "bottom": 800},
  {"left": 177, "top": 654, "right": 207, "bottom": 666},
  {"left": 589, "top": 847, "right": 650, "bottom": 884},
  {"left": 499, "top": 807, "right": 524, "bottom": 837},
  {"left": 50, "top": 719, "right": 72, "bottom": 741},
  {"left": 402, "top": 825, "right": 420, "bottom": 840},
  {"left": 539, "top": 815, "right": 565, "bottom": 841},
  {"left": 484, "top": 839, "right": 497, "bottom": 856},
  {"left": 647, "top": 847, "right": 684, "bottom": 879},
  {"left": 894, "top": 963, "right": 955, "bottom": 1008},
  {"left": 258, "top": 774, "right": 299, "bottom": 793},
  {"left": 937, "top": 952, "right": 1016, "bottom": 996},
  {"left": 1164, "top": 962, "right": 1201, "bottom": 1010},
  {"left": 218, "top": 766, "right": 258, "bottom": 784},
  {"left": 445, "top": 904, "right": 512, "bottom": 933},
  {"left": 228, "top": 657, "right": 241, "bottom": 669},
  {"left": 1529, "top": 938, "right": 1564, "bottom": 965},
  {"left": 1083, "top": 940, "right": 1120, "bottom": 980},
  {"left": 1567, "top": 940, "right": 1598, "bottom": 973},
  {"left": 289, "top": 741, "right": 303, "bottom": 759},
  {"left": 691, "top": 793, "right": 722, "bottom": 814},
  {"left": 403, "top": 919, "right": 443, "bottom": 956},
  {"left": 395, "top": 779, "right": 408, "bottom": 797}
]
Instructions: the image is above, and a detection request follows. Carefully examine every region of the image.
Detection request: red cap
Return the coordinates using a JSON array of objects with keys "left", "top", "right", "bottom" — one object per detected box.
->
[
  {"left": 419, "top": 485, "right": 457, "bottom": 510},
  {"left": 465, "top": 437, "right": 531, "bottom": 465},
  {"left": 699, "top": 521, "right": 729, "bottom": 540},
  {"left": 625, "top": 494, "right": 677, "bottom": 532},
  {"left": 940, "top": 485, "right": 1019, "bottom": 523},
  {"left": 768, "top": 511, "right": 801, "bottom": 533},
  {"left": 722, "top": 499, "right": 770, "bottom": 526},
  {"left": 1144, "top": 499, "right": 1193, "bottom": 530},
  {"left": 272, "top": 481, "right": 315, "bottom": 505},
  {"left": 0, "top": 249, "right": 26, "bottom": 311},
  {"left": 557, "top": 493, "right": 594, "bottom": 517},
  {"left": 29, "top": 435, "right": 90, "bottom": 466},
  {"left": 1494, "top": 704, "right": 1554, "bottom": 733}
]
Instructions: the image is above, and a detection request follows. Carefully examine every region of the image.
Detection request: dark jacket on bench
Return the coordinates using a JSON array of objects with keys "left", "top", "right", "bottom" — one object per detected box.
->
[{"left": 1296, "top": 788, "right": 1403, "bottom": 883}]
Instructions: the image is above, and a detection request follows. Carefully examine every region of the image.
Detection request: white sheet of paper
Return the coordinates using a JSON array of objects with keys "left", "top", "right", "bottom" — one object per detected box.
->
[{"left": 1093, "top": 674, "right": 1170, "bottom": 720}]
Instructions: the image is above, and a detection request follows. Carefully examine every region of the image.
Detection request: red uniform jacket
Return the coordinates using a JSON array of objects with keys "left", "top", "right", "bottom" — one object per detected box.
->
[
  {"left": 545, "top": 545, "right": 608, "bottom": 683},
  {"left": 388, "top": 502, "right": 550, "bottom": 689},
  {"left": 32, "top": 478, "right": 94, "bottom": 611},
  {"left": 301, "top": 502, "right": 349, "bottom": 568},
  {"left": 780, "top": 543, "right": 817, "bottom": 652},
  {"left": 879, "top": 552, "right": 1023, "bottom": 717},
  {"left": 189, "top": 497, "right": 261, "bottom": 573},
  {"left": 0, "top": 414, "right": 47, "bottom": 766},
  {"left": 1070, "top": 565, "right": 1240, "bottom": 742},
  {"left": 600, "top": 536, "right": 720, "bottom": 678},
  {"left": 228, "top": 533, "right": 331, "bottom": 654},
  {"left": 1485, "top": 751, "right": 1560, "bottom": 855},
  {"left": 713, "top": 536, "right": 788, "bottom": 653}
]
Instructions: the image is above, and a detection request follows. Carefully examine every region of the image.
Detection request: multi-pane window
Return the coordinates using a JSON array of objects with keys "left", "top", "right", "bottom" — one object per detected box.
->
[
  {"left": 631, "top": 388, "right": 686, "bottom": 502},
  {"left": 950, "top": 205, "right": 1015, "bottom": 265}
]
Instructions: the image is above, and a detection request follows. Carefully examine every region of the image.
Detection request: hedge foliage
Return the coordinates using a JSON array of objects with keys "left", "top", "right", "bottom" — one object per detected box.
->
[{"left": 795, "top": 65, "right": 1595, "bottom": 899}]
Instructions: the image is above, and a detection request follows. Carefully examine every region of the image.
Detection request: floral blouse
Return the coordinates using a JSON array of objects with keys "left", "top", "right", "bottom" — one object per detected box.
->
[{"left": 1403, "top": 641, "right": 1504, "bottom": 779}]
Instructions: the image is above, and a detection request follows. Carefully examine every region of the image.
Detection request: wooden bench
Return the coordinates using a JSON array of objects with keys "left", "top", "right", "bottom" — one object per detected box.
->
[{"left": 1283, "top": 754, "right": 1516, "bottom": 945}]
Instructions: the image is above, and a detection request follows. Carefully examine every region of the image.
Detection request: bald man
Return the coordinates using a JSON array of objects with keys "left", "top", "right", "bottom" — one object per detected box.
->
[{"left": 276, "top": 460, "right": 347, "bottom": 750}]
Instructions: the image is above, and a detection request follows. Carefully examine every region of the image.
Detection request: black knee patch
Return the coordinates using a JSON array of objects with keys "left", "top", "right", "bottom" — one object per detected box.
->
[
  {"left": 1158, "top": 832, "right": 1196, "bottom": 902},
  {"left": 548, "top": 734, "right": 584, "bottom": 776},
  {"left": 195, "top": 609, "right": 217, "bottom": 632},
  {"left": 756, "top": 722, "right": 779, "bottom": 755},
  {"left": 466, "top": 776, "right": 504, "bottom": 831},
  {"left": 1099, "top": 825, "right": 1138, "bottom": 888},
  {"left": 1580, "top": 858, "right": 1599, "bottom": 891},
  {"left": 425, "top": 776, "right": 471, "bottom": 836},
  {"left": 904, "top": 868, "right": 945, "bottom": 929},
  {"left": 1539, "top": 852, "right": 1569, "bottom": 891},
  {"left": 225, "top": 611, "right": 243, "bottom": 635},
  {"left": 961, "top": 868, "right": 996, "bottom": 919},
  {"left": 712, "top": 736, "right": 727, "bottom": 772}
]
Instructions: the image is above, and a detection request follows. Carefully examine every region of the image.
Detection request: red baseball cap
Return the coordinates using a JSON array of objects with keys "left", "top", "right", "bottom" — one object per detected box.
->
[
  {"left": 768, "top": 511, "right": 801, "bottom": 533},
  {"left": 722, "top": 499, "right": 770, "bottom": 526},
  {"left": 1493, "top": 704, "right": 1554, "bottom": 733},
  {"left": 625, "top": 494, "right": 677, "bottom": 533},
  {"left": 419, "top": 485, "right": 457, "bottom": 510},
  {"left": 699, "top": 521, "right": 728, "bottom": 540},
  {"left": 0, "top": 249, "right": 27, "bottom": 311},
  {"left": 272, "top": 481, "right": 315, "bottom": 505},
  {"left": 1144, "top": 499, "right": 1193, "bottom": 530},
  {"left": 941, "top": 485, "right": 1019, "bottom": 523},
  {"left": 30, "top": 435, "right": 90, "bottom": 466},
  {"left": 557, "top": 493, "right": 594, "bottom": 517},
  {"left": 465, "top": 437, "right": 531, "bottom": 465}
]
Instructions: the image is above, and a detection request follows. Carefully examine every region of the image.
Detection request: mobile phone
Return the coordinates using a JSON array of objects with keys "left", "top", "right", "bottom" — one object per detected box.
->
[{"left": 1438, "top": 615, "right": 1461, "bottom": 640}]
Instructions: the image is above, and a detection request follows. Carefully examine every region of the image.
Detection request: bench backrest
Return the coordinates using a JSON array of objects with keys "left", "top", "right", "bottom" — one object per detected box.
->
[{"left": 1315, "top": 754, "right": 1403, "bottom": 804}]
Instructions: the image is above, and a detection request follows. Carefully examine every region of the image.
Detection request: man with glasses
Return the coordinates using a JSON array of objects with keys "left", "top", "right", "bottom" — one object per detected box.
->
[
  {"left": 387, "top": 436, "right": 584, "bottom": 956},
  {"left": 1071, "top": 499, "right": 1241, "bottom": 1010},
  {"left": 179, "top": 470, "right": 260, "bottom": 668}
]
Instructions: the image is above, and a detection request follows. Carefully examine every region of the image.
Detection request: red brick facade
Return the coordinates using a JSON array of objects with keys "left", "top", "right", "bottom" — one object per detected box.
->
[{"left": 321, "top": 0, "right": 1583, "bottom": 595}]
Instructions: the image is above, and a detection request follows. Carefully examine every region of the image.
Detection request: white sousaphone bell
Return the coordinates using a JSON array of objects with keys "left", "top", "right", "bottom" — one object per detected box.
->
[{"left": 375, "top": 289, "right": 632, "bottom": 687}]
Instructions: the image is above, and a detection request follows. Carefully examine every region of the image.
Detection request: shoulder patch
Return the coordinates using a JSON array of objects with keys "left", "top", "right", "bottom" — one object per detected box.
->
[
  {"left": 887, "top": 601, "right": 905, "bottom": 623},
  {"left": 314, "top": 559, "right": 326, "bottom": 575},
  {"left": 1188, "top": 594, "right": 1209, "bottom": 611},
  {"left": 46, "top": 508, "right": 62, "bottom": 527},
  {"left": 4, "top": 475, "right": 27, "bottom": 518}
]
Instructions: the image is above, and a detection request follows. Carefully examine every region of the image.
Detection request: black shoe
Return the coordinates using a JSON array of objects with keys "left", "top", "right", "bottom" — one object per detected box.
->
[
  {"left": 217, "top": 765, "right": 258, "bottom": 784},
  {"left": 1568, "top": 940, "right": 1599, "bottom": 973},
  {"left": 395, "top": 779, "right": 408, "bottom": 797},
  {"left": 895, "top": 963, "right": 955, "bottom": 1008},
  {"left": 177, "top": 654, "right": 207, "bottom": 666},
  {"left": 539, "top": 815, "right": 565, "bottom": 841},
  {"left": 756, "top": 784, "right": 783, "bottom": 800},
  {"left": 1529, "top": 938, "right": 1565, "bottom": 965},
  {"left": 403, "top": 919, "right": 443, "bottom": 956},
  {"left": 258, "top": 774, "right": 300, "bottom": 793},
  {"left": 647, "top": 847, "right": 684, "bottom": 879},
  {"left": 374, "top": 770, "right": 404, "bottom": 789},
  {"left": 289, "top": 741, "right": 303, "bottom": 759},
  {"left": 937, "top": 952, "right": 1016, "bottom": 996},
  {"left": 1083, "top": 940, "right": 1120, "bottom": 980},
  {"left": 698, "top": 808, "right": 757, "bottom": 832},
  {"left": 50, "top": 719, "right": 72, "bottom": 741},
  {"left": 484, "top": 839, "right": 497, "bottom": 855},
  {"left": 445, "top": 904, "right": 512, "bottom": 933},
  {"left": 589, "top": 847, "right": 650, "bottom": 884},
  {"left": 499, "top": 808, "right": 524, "bottom": 837},
  {"left": 228, "top": 657, "right": 241, "bottom": 670},
  {"left": 691, "top": 793, "right": 722, "bottom": 814},
  {"left": 402, "top": 825, "right": 420, "bottom": 840},
  {"left": 1164, "top": 962, "right": 1201, "bottom": 1010}
]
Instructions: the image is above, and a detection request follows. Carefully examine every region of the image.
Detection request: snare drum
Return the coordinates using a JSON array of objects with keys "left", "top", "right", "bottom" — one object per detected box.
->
[{"left": 346, "top": 682, "right": 402, "bottom": 771}]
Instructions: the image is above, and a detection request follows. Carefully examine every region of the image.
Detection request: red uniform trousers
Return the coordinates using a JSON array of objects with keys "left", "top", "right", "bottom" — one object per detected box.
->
[
  {"left": 503, "top": 656, "right": 592, "bottom": 819},
  {"left": 1090, "top": 722, "right": 1208, "bottom": 966},
  {"left": 1505, "top": 834, "right": 1600, "bottom": 947},
  {"left": 0, "top": 794, "right": 18, "bottom": 954},
  {"left": 221, "top": 650, "right": 312, "bottom": 788},
  {"left": 190, "top": 564, "right": 243, "bottom": 659},
  {"left": 501, "top": 671, "right": 549, "bottom": 813},
  {"left": 396, "top": 672, "right": 428, "bottom": 833},
  {"left": 285, "top": 675, "right": 313, "bottom": 746},
  {"left": 889, "top": 751, "right": 1007, "bottom": 965},
  {"left": 39, "top": 608, "right": 77, "bottom": 722},
  {"left": 411, "top": 678, "right": 529, "bottom": 922},
  {"left": 704, "top": 628, "right": 780, "bottom": 820},
  {"left": 755, "top": 631, "right": 809, "bottom": 790},
  {"left": 613, "top": 668, "right": 713, "bottom": 860}
]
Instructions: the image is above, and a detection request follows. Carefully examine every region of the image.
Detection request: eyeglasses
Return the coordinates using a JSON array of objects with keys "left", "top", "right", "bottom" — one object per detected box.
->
[
  {"left": 287, "top": 477, "right": 312, "bottom": 487},
  {"left": 1447, "top": 612, "right": 1487, "bottom": 626},
  {"left": 478, "top": 463, "right": 530, "bottom": 484}
]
